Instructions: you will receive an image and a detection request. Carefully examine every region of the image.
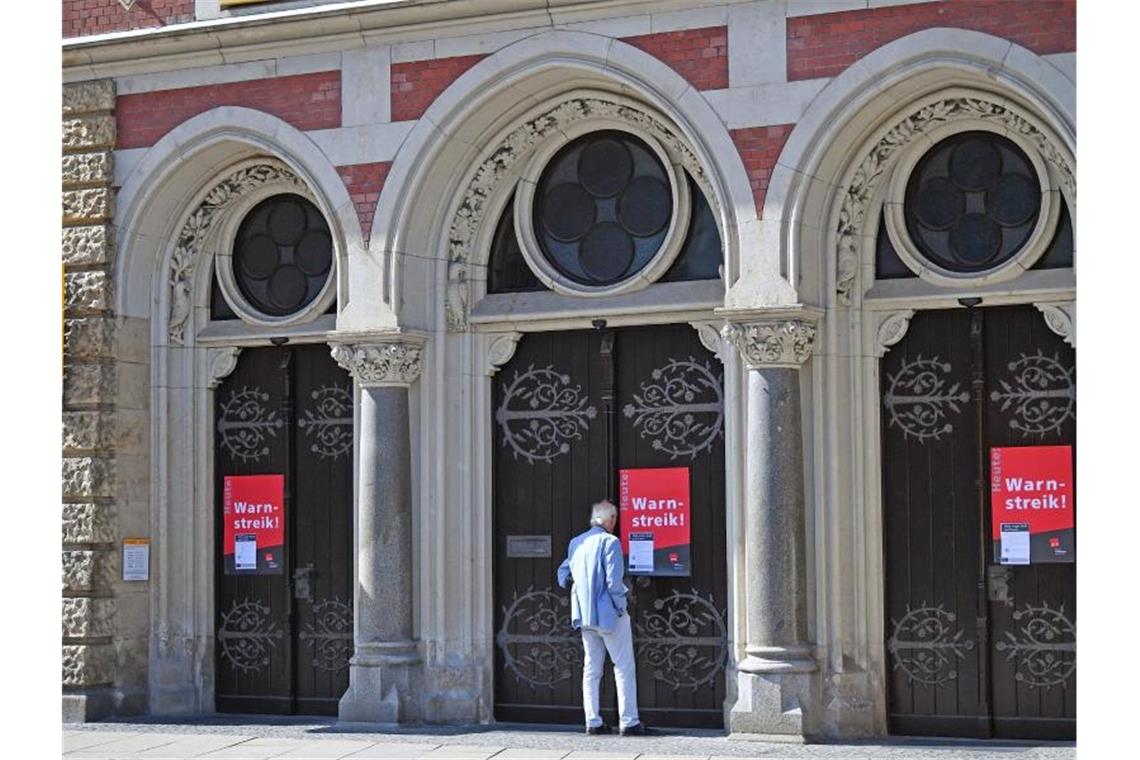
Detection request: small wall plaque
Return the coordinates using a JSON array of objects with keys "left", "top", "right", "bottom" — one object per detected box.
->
[
  {"left": 507, "top": 535, "right": 552, "bottom": 558},
  {"left": 122, "top": 538, "right": 149, "bottom": 581}
]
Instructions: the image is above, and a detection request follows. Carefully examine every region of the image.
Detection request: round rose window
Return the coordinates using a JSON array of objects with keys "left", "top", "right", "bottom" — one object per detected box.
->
[
  {"left": 903, "top": 131, "right": 1041, "bottom": 273},
  {"left": 532, "top": 131, "right": 674, "bottom": 287},
  {"left": 232, "top": 194, "right": 333, "bottom": 317}
]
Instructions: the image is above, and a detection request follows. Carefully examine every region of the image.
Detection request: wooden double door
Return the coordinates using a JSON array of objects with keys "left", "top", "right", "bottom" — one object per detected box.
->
[
  {"left": 214, "top": 344, "right": 354, "bottom": 715},
  {"left": 492, "top": 324, "right": 728, "bottom": 728},
  {"left": 881, "top": 305, "right": 1076, "bottom": 739}
]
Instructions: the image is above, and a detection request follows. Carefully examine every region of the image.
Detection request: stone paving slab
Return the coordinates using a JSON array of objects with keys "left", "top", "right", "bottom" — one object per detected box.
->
[
  {"left": 135, "top": 735, "right": 258, "bottom": 759},
  {"left": 341, "top": 744, "right": 450, "bottom": 759},
  {"left": 65, "top": 732, "right": 141, "bottom": 752},
  {"left": 64, "top": 720, "right": 1076, "bottom": 760}
]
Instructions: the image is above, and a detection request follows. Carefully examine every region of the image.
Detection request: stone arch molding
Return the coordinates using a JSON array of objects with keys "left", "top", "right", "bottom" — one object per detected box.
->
[
  {"left": 167, "top": 160, "right": 310, "bottom": 343},
  {"left": 443, "top": 92, "right": 719, "bottom": 331},
  {"left": 834, "top": 90, "right": 1075, "bottom": 304},
  {"left": 114, "top": 107, "right": 363, "bottom": 324}
]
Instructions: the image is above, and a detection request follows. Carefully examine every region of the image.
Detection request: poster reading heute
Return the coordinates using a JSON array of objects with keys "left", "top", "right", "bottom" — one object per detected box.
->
[
  {"left": 619, "top": 466, "right": 691, "bottom": 576},
  {"left": 990, "top": 445, "right": 1074, "bottom": 564},
  {"left": 223, "top": 474, "right": 285, "bottom": 575}
]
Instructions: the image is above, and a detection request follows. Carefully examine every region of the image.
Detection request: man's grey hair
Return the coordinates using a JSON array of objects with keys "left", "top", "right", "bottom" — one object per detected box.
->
[{"left": 590, "top": 500, "right": 618, "bottom": 526}]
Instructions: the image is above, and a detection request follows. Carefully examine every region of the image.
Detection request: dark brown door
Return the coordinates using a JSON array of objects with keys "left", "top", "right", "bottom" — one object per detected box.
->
[
  {"left": 214, "top": 344, "right": 354, "bottom": 715},
  {"left": 493, "top": 324, "right": 728, "bottom": 728},
  {"left": 881, "top": 305, "right": 1075, "bottom": 739}
]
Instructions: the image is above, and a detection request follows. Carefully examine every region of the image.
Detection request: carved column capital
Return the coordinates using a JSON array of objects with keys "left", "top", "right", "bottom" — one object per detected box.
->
[
  {"left": 721, "top": 319, "right": 816, "bottom": 369},
  {"left": 331, "top": 340, "right": 424, "bottom": 387}
]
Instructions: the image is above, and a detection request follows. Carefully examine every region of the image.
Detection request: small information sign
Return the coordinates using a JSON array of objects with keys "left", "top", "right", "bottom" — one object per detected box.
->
[{"left": 122, "top": 538, "right": 149, "bottom": 581}]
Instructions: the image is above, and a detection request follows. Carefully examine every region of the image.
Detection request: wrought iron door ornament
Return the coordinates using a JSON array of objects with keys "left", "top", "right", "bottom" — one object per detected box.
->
[
  {"left": 634, "top": 590, "right": 728, "bottom": 691},
  {"left": 298, "top": 384, "right": 353, "bottom": 460},
  {"left": 496, "top": 365, "right": 597, "bottom": 464},
  {"left": 989, "top": 350, "right": 1076, "bottom": 438},
  {"left": 995, "top": 602, "right": 1076, "bottom": 690},
  {"left": 218, "top": 598, "right": 284, "bottom": 674},
  {"left": 216, "top": 386, "right": 284, "bottom": 463},
  {"left": 623, "top": 358, "right": 724, "bottom": 460},
  {"left": 883, "top": 355, "right": 969, "bottom": 442},
  {"left": 300, "top": 597, "right": 354, "bottom": 673},
  {"left": 496, "top": 587, "right": 582, "bottom": 689},
  {"left": 887, "top": 604, "right": 976, "bottom": 688}
]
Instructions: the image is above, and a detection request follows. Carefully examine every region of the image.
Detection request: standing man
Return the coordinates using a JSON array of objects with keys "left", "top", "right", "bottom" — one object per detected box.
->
[{"left": 557, "top": 500, "right": 653, "bottom": 736}]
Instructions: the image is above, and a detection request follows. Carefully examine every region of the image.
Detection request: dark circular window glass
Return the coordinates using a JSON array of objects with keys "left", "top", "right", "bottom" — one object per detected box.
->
[
  {"left": 233, "top": 194, "right": 333, "bottom": 317},
  {"left": 904, "top": 131, "right": 1041, "bottom": 273},
  {"left": 533, "top": 130, "right": 673, "bottom": 286}
]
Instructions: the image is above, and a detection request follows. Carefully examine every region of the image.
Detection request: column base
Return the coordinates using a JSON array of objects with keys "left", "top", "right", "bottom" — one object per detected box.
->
[
  {"left": 338, "top": 643, "right": 422, "bottom": 725},
  {"left": 729, "top": 669, "right": 817, "bottom": 738},
  {"left": 738, "top": 645, "right": 817, "bottom": 675},
  {"left": 62, "top": 688, "right": 114, "bottom": 723}
]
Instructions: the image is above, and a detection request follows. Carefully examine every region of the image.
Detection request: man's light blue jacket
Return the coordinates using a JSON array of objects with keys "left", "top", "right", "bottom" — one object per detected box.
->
[{"left": 556, "top": 525, "right": 628, "bottom": 633}]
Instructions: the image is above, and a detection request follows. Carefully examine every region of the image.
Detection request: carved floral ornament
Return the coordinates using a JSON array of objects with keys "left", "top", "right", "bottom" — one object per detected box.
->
[
  {"left": 835, "top": 96, "right": 1075, "bottom": 305},
  {"left": 168, "top": 162, "right": 307, "bottom": 344},
  {"left": 721, "top": 319, "right": 817, "bottom": 369},
  {"left": 445, "top": 95, "right": 717, "bottom": 332},
  {"left": 330, "top": 341, "right": 424, "bottom": 387}
]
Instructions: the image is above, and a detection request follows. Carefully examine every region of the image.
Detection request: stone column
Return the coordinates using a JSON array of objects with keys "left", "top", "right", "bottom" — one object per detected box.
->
[
  {"left": 722, "top": 318, "right": 818, "bottom": 739},
  {"left": 332, "top": 339, "right": 424, "bottom": 725}
]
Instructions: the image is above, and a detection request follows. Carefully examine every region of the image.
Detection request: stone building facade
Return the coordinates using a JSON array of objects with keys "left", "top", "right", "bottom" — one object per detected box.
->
[{"left": 62, "top": 0, "right": 1077, "bottom": 740}]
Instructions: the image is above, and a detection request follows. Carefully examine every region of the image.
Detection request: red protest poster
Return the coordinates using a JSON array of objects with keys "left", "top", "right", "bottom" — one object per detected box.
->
[
  {"left": 619, "top": 467, "right": 690, "bottom": 576},
  {"left": 990, "top": 446, "right": 1074, "bottom": 564},
  {"left": 223, "top": 474, "right": 285, "bottom": 575}
]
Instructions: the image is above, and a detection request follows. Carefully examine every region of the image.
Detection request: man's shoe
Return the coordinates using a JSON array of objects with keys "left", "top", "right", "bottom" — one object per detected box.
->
[
  {"left": 619, "top": 722, "right": 658, "bottom": 736},
  {"left": 585, "top": 724, "right": 613, "bottom": 735}
]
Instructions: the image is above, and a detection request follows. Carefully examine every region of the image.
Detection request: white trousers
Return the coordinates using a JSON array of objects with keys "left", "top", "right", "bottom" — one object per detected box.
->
[{"left": 581, "top": 612, "right": 640, "bottom": 729}]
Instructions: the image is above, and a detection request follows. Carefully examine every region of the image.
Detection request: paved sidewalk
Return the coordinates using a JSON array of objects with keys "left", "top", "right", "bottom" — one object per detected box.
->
[{"left": 63, "top": 718, "right": 1075, "bottom": 760}]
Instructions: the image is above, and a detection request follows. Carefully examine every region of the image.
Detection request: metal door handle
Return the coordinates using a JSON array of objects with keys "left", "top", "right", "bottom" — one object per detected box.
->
[
  {"left": 986, "top": 565, "right": 1014, "bottom": 607},
  {"left": 293, "top": 563, "right": 315, "bottom": 601}
]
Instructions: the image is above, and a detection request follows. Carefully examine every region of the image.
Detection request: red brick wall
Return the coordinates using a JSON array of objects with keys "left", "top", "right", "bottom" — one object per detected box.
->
[
  {"left": 730, "top": 124, "right": 795, "bottom": 218},
  {"left": 116, "top": 71, "right": 341, "bottom": 149},
  {"left": 622, "top": 26, "right": 729, "bottom": 91},
  {"left": 787, "top": 0, "right": 1076, "bottom": 81},
  {"left": 336, "top": 162, "right": 392, "bottom": 242},
  {"left": 387, "top": 26, "right": 730, "bottom": 122},
  {"left": 63, "top": 0, "right": 194, "bottom": 39},
  {"left": 391, "top": 54, "right": 487, "bottom": 122}
]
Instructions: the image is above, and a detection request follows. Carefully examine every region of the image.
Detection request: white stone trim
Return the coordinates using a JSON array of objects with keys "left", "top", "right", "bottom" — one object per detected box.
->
[
  {"left": 484, "top": 332, "right": 522, "bottom": 376},
  {"left": 727, "top": 1, "right": 785, "bottom": 88},
  {"left": 341, "top": 45, "right": 391, "bottom": 127},
  {"left": 702, "top": 79, "right": 827, "bottom": 130},
  {"left": 306, "top": 123, "right": 415, "bottom": 166},
  {"left": 881, "top": 117, "right": 1063, "bottom": 289},
  {"left": 1034, "top": 301, "right": 1075, "bottom": 347},
  {"left": 872, "top": 310, "right": 914, "bottom": 358},
  {"left": 206, "top": 346, "right": 241, "bottom": 388},
  {"left": 512, "top": 120, "right": 691, "bottom": 299}
]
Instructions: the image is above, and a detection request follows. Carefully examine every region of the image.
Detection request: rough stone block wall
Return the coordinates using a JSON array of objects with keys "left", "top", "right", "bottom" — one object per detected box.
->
[
  {"left": 63, "top": 79, "right": 150, "bottom": 722},
  {"left": 63, "top": 0, "right": 195, "bottom": 39},
  {"left": 622, "top": 25, "right": 729, "bottom": 91},
  {"left": 391, "top": 54, "right": 487, "bottom": 122},
  {"left": 336, "top": 162, "right": 393, "bottom": 243},
  {"left": 729, "top": 124, "right": 795, "bottom": 218},
  {"left": 786, "top": 0, "right": 1077, "bottom": 81},
  {"left": 115, "top": 71, "right": 342, "bottom": 149}
]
